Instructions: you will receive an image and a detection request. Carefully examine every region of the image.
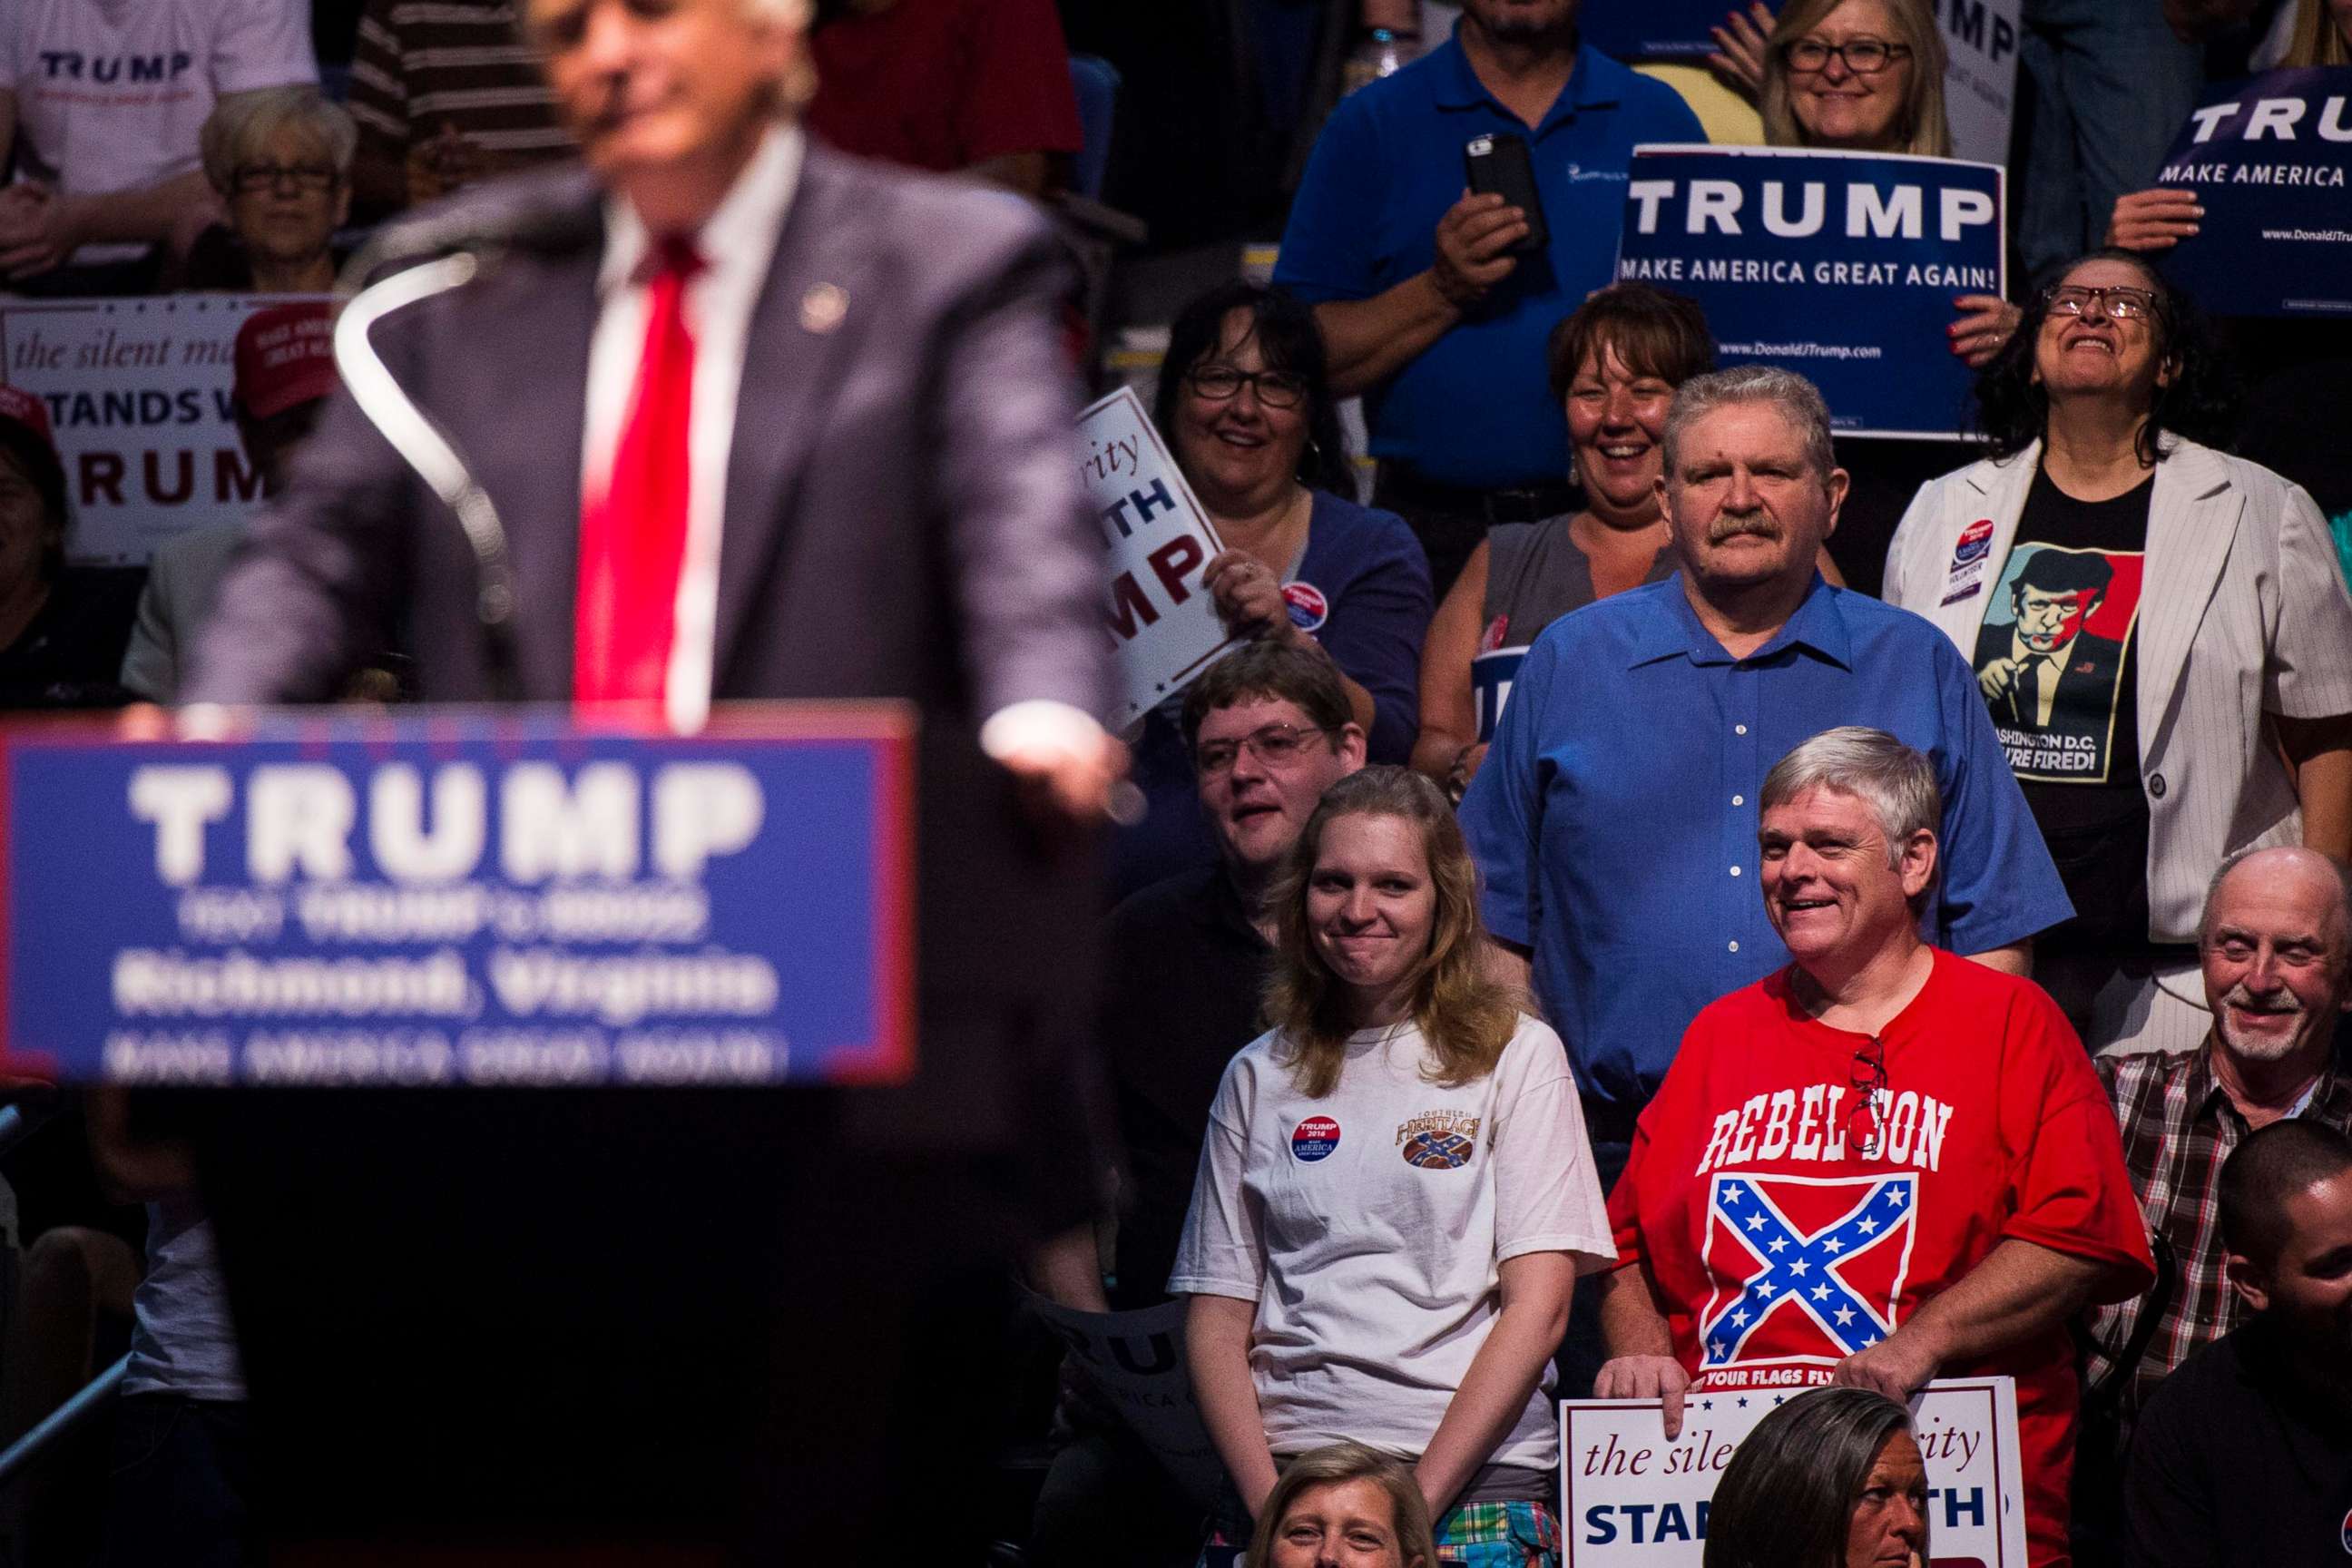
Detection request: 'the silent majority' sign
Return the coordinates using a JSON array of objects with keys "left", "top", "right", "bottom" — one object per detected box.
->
[
  {"left": 1615, "top": 145, "right": 2005, "bottom": 438},
  {"left": 2152, "top": 67, "right": 2352, "bottom": 317},
  {"left": 0, "top": 707, "right": 915, "bottom": 1086},
  {"left": 1561, "top": 1378, "right": 2028, "bottom": 1565},
  {"left": 1079, "top": 387, "right": 1236, "bottom": 730}
]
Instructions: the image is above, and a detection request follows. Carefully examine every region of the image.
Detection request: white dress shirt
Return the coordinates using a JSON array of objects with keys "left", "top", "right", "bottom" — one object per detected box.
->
[{"left": 583, "top": 125, "right": 800, "bottom": 734}]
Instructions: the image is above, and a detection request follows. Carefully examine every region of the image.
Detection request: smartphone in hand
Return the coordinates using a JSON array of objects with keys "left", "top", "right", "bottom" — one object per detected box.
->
[{"left": 1464, "top": 132, "right": 1549, "bottom": 254}]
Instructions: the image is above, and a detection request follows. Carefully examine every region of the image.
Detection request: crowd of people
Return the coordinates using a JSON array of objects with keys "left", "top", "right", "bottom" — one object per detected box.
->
[{"left": 0, "top": 0, "right": 2346, "bottom": 1565}]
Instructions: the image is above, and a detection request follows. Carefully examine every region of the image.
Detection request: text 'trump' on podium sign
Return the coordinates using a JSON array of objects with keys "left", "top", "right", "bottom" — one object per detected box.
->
[{"left": 0, "top": 704, "right": 915, "bottom": 1087}]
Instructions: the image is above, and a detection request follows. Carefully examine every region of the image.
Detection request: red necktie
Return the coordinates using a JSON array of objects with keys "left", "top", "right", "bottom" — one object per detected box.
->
[{"left": 576, "top": 236, "right": 704, "bottom": 707}]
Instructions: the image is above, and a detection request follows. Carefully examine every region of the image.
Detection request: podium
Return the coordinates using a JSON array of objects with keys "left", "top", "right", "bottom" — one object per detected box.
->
[{"left": 0, "top": 706, "right": 1100, "bottom": 1561}]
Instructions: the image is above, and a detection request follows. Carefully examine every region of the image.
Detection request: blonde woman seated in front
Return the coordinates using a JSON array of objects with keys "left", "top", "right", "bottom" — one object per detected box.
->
[{"left": 1173, "top": 766, "right": 1613, "bottom": 1568}]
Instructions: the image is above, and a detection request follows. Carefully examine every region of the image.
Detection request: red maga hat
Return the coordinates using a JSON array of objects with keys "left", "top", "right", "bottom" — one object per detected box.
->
[{"left": 233, "top": 301, "right": 339, "bottom": 419}]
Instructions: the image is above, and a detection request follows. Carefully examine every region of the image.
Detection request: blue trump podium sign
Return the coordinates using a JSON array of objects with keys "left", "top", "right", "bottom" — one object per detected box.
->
[
  {"left": 0, "top": 706, "right": 915, "bottom": 1086},
  {"left": 2154, "top": 68, "right": 2352, "bottom": 318},
  {"left": 1614, "top": 146, "right": 2005, "bottom": 438}
]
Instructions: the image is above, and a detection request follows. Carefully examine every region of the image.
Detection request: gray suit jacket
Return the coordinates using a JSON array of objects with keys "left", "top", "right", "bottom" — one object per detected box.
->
[{"left": 186, "top": 145, "right": 1112, "bottom": 1184}]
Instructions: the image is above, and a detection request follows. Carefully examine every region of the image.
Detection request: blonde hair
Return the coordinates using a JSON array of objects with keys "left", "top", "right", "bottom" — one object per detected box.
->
[
  {"left": 2284, "top": 0, "right": 2352, "bottom": 65},
  {"left": 1263, "top": 768, "right": 1521, "bottom": 1098},
  {"left": 1244, "top": 1443, "right": 1436, "bottom": 1568},
  {"left": 1759, "top": 0, "right": 1953, "bottom": 158},
  {"left": 199, "top": 86, "right": 357, "bottom": 195}
]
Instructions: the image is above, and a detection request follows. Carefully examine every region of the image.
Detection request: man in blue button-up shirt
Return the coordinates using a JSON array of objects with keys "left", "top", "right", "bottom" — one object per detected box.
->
[
  {"left": 1273, "top": 0, "right": 1704, "bottom": 593},
  {"left": 1460, "top": 365, "right": 2071, "bottom": 1148}
]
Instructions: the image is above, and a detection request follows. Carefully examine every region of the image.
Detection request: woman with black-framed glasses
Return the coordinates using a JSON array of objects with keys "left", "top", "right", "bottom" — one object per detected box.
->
[
  {"left": 1885, "top": 248, "right": 2352, "bottom": 1055},
  {"left": 1115, "top": 281, "right": 1435, "bottom": 895},
  {"left": 183, "top": 85, "right": 356, "bottom": 293}
]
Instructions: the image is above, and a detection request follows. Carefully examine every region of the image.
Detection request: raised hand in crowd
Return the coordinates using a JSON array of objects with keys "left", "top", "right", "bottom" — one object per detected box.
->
[
  {"left": 1430, "top": 190, "right": 1530, "bottom": 310},
  {"left": 1204, "top": 549, "right": 1313, "bottom": 649},
  {"left": 1708, "top": 0, "right": 1777, "bottom": 98},
  {"left": 2105, "top": 188, "right": 2204, "bottom": 251},
  {"left": 1947, "top": 292, "right": 2022, "bottom": 367}
]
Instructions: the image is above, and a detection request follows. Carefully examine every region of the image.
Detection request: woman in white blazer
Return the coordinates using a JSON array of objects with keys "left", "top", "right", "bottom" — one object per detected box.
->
[{"left": 1885, "top": 249, "right": 2352, "bottom": 1054}]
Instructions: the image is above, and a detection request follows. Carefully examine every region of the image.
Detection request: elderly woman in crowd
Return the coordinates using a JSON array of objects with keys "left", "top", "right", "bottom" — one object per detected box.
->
[
  {"left": 1116, "top": 282, "right": 1432, "bottom": 895},
  {"left": 1703, "top": 1389, "right": 1927, "bottom": 1568},
  {"left": 1884, "top": 250, "right": 2352, "bottom": 1054},
  {"left": 1710, "top": 0, "right": 2019, "bottom": 592},
  {"left": 182, "top": 86, "right": 356, "bottom": 293},
  {"left": 1245, "top": 1442, "right": 1436, "bottom": 1568},
  {"left": 1411, "top": 285, "right": 1709, "bottom": 799},
  {"left": 1175, "top": 766, "right": 1612, "bottom": 1568}
]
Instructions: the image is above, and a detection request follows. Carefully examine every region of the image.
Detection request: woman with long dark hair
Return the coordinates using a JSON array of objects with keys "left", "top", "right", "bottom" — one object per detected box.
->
[
  {"left": 1174, "top": 766, "right": 1612, "bottom": 1567},
  {"left": 1704, "top": 1388, "right": 1926, "bottom": 1568},
  {"left": 1885, "top": 249, "right": 2352, "bottom": 1053},
  {"left": 1117, "top": 282, "right": 1433, "bottom": 895}
]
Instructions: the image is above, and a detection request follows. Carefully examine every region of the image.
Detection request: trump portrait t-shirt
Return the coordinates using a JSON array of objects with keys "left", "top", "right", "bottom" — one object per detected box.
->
[
  {"left": 1972, "top": 468, "right": 2153, "bottom": 937},
  {"left": 1607, "top": 951, "right": 2154, "bottom": 1563}
]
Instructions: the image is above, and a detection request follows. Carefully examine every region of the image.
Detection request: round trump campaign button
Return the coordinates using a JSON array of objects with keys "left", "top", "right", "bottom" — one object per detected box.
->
[{"left": 1290, "top": 1116, "right": 1341, "bottom": 1162}]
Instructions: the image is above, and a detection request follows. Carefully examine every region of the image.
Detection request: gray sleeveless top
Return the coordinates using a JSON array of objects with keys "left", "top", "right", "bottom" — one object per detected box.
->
[{"left": 1471, "top": 518, "right": 1677, "bottom": 740}]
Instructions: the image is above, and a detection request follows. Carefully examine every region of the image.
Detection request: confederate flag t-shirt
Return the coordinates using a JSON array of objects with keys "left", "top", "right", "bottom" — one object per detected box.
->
[{"left": 1607, "top": 950, "right": 2155, "bottom": 1564}]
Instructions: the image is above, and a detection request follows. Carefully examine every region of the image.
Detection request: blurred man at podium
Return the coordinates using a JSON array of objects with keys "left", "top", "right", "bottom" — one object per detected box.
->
[{"left": 174, "top": 0, "right": 1117, "bottom": 1561}]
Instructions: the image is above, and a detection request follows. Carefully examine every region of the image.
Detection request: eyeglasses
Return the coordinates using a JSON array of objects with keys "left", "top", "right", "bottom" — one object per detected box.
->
[
  {"left": 1193, "top": 721, "right": 1332, "bottom": 777},
  {"left": 1782, "top": 36, "right": 1910, "bottom": 74},
  {"left": 231, "top": 162, "right": 340, "bottom": 196},
  {"left": 2043, "top": 284, "right": 2160, "bottom": 321},
  {"left": 1847, "top": 1036, "right": 1887, "bottom": 1160},
  {"left": 1187, "top": 365, "right": 1309, "bottom": 409}
]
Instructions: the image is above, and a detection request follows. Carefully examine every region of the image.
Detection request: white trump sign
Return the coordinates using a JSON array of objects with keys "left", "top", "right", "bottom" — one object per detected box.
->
[
  {"left": 1561, "top": 1377, "right": 2028, "bottom": 1565},
  {"left": 1077, "top": 386, "right": 1236, "bottom": 730}
]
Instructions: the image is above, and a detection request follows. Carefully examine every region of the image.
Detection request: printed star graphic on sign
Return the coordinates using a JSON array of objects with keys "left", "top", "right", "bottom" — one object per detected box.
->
[
  {"left": 1885, "top": 1189, "right": 1906, "bottom": 1208},
  {"left": 1823, "top": 1237, "right": 1845, "bottom": 1253},
  {"left": 1746, "top": 1214, "right": 1767, "bottom": 1231},
  {"left": 1810, "top": 1283, "right": 1831, "bottom": 1300},
  {"left": 1709, "top": 1341, "right": 1725, "bottom": 1358},
  {"left": 1857, "top": 1218, "right": 1878, "bottom": 1235},
  {"left": 1737, "top": 1396, "right": 1749, "bottom": 1408},
  {"left": 1768, "top": 1238, "right": 1788, "bottom": 1253},
  {"left": 1754, "top": 1281, "right": 1775, "bottom": 1298},
  {"left": 1834, "top": 1306, "right": 1856, "bottom": 1326},
  {"left": 1861, "top": 1335, "right": 1878, "bottom": 1348},
  {"left": 1730, "top": 1309, "right": 1749, "bottom": 1327},
  {"left": 1789, "top": 1260, "right": 1809, "bottom": 1276}
]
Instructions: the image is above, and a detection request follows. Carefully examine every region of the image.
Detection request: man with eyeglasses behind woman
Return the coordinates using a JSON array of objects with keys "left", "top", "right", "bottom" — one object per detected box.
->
[{"left": 1592, "top": 727, "right": 2151, "bottom": 1566}]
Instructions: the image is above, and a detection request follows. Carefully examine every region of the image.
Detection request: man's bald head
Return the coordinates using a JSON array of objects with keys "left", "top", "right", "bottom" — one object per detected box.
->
[{"left": 2199, "top": 847, "right": 2352, "bottom": 1068}]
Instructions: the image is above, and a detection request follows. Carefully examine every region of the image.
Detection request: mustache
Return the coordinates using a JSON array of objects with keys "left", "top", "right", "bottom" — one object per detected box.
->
[
  {"left": 2222, "top": 983, "right": 2305, "bottom": 1018},
  {"left": 1708, "top": 515, "right": 1781, "bottom": 544}
]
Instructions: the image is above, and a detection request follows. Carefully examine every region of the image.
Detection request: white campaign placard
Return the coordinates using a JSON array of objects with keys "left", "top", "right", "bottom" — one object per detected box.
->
[
  {"left": 1025, "top": 1291, "right": 1226, "bottom": 1511},
  {"left": 1938, "top": 0, "right": 2024, "bottom": 167},
  {"left": 0, "top": 295, "right": 312, "bottom": 567},
  {"left": 1078, "top": 386, "right": 1236, "bottom": 730},
  {"left": 1561, "top": 1377, "right": 2029, "bottom": 1565}
]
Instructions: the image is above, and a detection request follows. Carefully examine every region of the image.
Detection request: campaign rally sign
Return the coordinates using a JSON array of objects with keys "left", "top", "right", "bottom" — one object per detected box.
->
[
  {"left": 1575, "top": 0, "right": 2023, "bottom": 166},
  {"left": 2151, "top": 67, "right": 2352, "bottom": 317},
  {"left": 1615, "top": 146, "right": 2004, "bottom": 437},
  {"left": 1079, "top": 386, "right": 1237, "bottom": 730},
  {"left": 0, "top": 295, "right": 310, "bottom": 566},
  {"left": 1025, "top": 1291, "right": 1225, "bottom": 1510},
  {"left": 0, "top": 706, "right": 915, "bottom": 1086},
  {"left": 1563, "top": 1378, "right": 2028, "bottom": 1564}
]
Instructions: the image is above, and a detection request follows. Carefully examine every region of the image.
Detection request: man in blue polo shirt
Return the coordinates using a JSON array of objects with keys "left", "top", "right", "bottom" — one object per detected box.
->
[
  {"left": 1274, "top": 0, "right": 1703, "bottom": 596},
  {"left": 1459, "top": 366, "right": 2070, "bottom": 1393}
]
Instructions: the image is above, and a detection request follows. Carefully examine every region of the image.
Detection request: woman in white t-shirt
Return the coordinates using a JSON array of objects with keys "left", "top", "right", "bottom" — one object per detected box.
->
[{"left": 1172, "top": 766, "right": 1613, "bottom": 1568}]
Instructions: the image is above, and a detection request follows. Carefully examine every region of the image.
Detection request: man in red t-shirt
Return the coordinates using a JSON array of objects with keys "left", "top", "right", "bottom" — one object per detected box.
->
[{"left": 1596, "top": 726, "right": 2153, "bottom": 1566}]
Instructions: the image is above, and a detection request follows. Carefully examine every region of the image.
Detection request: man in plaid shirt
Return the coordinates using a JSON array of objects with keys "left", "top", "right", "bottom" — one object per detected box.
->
[{"left": 2084, "top": 847, "right": 2352, "bottom": 1436}]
